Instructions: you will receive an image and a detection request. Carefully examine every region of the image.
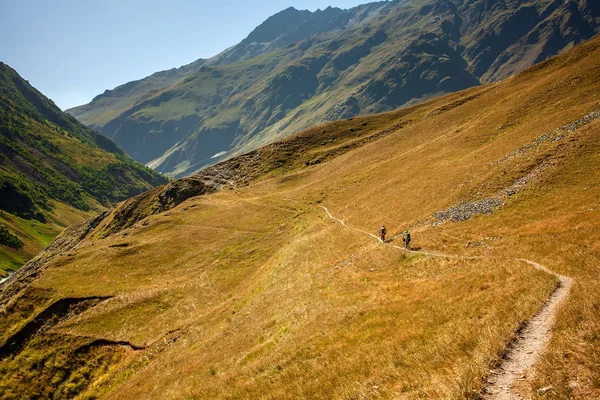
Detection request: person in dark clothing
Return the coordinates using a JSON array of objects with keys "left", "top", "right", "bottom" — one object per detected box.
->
[
  {"left": 403, "top": 231, "right": 411, "bottom": 250},
  {"left": 379, "top": 225, "right": 387, "bottom": 242}
]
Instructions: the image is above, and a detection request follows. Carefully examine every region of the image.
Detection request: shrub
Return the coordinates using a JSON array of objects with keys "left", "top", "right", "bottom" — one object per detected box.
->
[{"left": 0, "top": 224, "right": 23, "bottom": 249}]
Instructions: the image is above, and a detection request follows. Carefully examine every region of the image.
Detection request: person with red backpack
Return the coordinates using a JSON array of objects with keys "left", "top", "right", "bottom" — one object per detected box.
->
[{"left": 379, "top": 225, "right": 387, "bottom": 242}]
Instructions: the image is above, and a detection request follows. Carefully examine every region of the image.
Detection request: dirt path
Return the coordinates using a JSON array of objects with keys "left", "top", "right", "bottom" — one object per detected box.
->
[
  {"left": 321, "top": 206, "right": 572, "bottom": 399},
  {"left": 321, "top": 206, "right": 478, "bottom": 259},
  {"left": 483, "top": 261, "right": 572, "bottom": 399}
]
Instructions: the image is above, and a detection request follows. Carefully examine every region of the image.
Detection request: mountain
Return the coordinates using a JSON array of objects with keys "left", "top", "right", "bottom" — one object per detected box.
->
[
  {"left": 68, "top": 57, "right": 206, "bottom": 134},
  {"left": 2, "top": 33, "right": 600, "bottom": 399},
  {"left": 0, "top": 62, "right": 168, "bottom": 275},
  {"left": 68, "top": 0, "right": 600, "bottom": 178}
]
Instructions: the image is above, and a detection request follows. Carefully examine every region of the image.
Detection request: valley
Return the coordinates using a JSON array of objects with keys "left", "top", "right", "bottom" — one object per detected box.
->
[
  {"left": 2, "top": 33, "right": 600, "bottom": 398},
  {"left": 0, "top": 63, "right": 167, "bottom": 275}
]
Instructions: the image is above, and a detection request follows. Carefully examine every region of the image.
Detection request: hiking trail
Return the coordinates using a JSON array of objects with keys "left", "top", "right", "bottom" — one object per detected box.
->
[{"left": 320, "top": 206, "right": 572, "bottom": 399}]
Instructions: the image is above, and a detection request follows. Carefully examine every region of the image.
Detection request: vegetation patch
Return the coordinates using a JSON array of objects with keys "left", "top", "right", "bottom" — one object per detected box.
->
[{"left": 0, "top": 224, "right": 23, "bottom": 249}]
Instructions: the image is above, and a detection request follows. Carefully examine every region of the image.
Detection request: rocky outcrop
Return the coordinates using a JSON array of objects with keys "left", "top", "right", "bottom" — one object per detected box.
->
[{"left": 435, "top": 198, "right": 505, "bottom": 222}]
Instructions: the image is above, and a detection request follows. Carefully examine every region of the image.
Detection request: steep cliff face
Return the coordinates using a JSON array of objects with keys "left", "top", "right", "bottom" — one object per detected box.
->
[{"left": 68, "top": 0, "right": 600, "bottom": 177}]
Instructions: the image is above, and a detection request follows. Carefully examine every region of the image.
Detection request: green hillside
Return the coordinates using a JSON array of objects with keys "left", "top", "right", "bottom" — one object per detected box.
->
[
  {"left": 68, "top": 0, "right": 600, "bottom": 177},
  {"left": 0, "top": 62, "right": 168, "bottom": 275}
]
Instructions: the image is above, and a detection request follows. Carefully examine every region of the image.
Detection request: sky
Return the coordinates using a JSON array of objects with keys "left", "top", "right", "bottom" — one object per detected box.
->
[{"left": 0, "top": 0, "right": 368, "bottom": 110}]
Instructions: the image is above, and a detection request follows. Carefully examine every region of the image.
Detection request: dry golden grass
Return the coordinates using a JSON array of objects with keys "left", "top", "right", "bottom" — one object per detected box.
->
[
  {"left": 3, "top": 35, "right": 600, "bottom": 399},
  {"left": 32, "top": 191, "right": 553, "bottom": 399}
]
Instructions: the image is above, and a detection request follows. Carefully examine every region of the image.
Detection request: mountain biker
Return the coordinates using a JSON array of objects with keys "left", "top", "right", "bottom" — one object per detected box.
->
[
  {"left": 403, "top": 231, "right": 411, "bottom": 250},
  {"left": 379, "top": 225, "right": 387, "bottom": 242}
]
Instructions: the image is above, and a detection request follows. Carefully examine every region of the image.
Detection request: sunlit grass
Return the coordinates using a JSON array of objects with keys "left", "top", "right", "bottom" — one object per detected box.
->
[{"left": 3, "top": 35, "right": 600, "bottom": 399}]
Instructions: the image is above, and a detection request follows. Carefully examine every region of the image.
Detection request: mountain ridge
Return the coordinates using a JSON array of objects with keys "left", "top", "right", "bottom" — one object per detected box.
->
[
  {"left": 0, "top": 62, "right": 167, "bottom": 274},
  {"left": 68, "top": 0, "right": 599, "bottom": 179}
]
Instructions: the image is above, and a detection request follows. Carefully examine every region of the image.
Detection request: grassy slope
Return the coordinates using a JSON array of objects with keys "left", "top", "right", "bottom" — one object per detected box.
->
[
  {"left": 0, "top": 204, "right": 97, "bottom": 274},
  {"left": 2, "top": 35, "right": 600, "bottom": 398},
  {"left": 0, "top": 63, "right": 168, "bottom": 274}
]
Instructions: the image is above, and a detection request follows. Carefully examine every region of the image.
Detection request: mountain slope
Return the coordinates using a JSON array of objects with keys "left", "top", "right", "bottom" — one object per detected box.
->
[
  {"left": 3, "top": 34, "right": 600, "bottom": 399},
  {"left": 0, "top": 62, "right": 168, "bottom": 275},
  {"left": 68, "top": 0, "right": 600, "bottom": 178},
  {"left": 69, "top": 58, "right": 207, "bottom": 132}
]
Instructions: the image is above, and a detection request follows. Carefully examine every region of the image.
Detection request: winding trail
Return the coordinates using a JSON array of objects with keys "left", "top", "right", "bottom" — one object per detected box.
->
[
  {"left": 320, "top": 206, "right": 572, "bottom": 399},
  {"left": 484, "top": 261, "right": 572, "bottom": 400},
  {"left": 321, "top": 206, "right": 479, "bottom": 259}
]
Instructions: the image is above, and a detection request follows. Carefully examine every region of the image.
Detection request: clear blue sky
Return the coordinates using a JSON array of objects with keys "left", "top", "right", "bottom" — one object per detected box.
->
[{"left": 0, "top": 0, "right": 368, "bottom": 110}]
